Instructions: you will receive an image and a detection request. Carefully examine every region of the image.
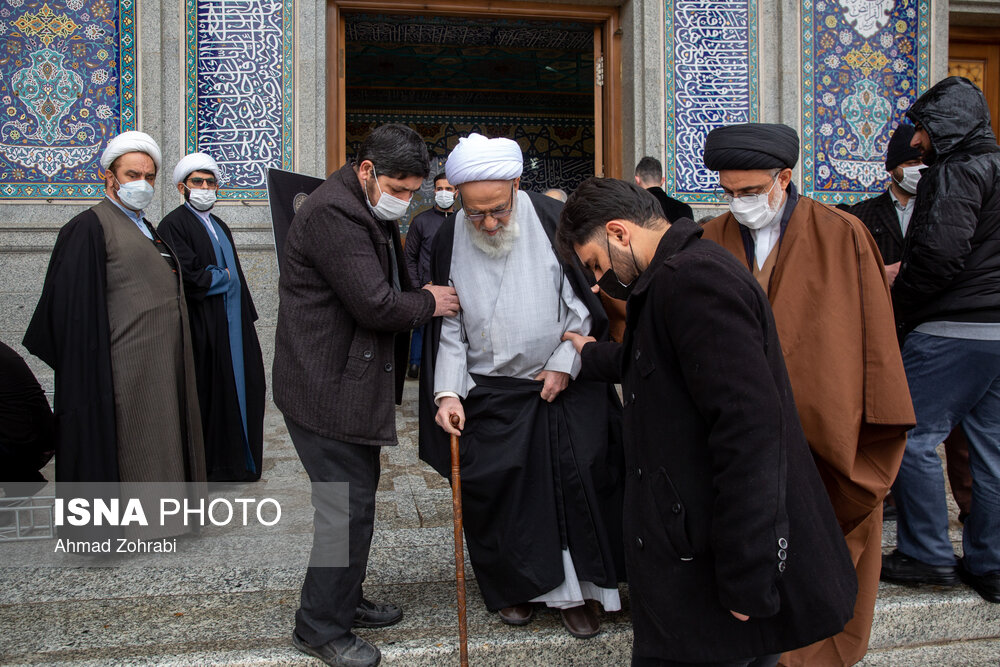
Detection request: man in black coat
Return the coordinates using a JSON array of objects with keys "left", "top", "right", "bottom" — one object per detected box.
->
[
  {"left": 882, "top": 76, "right": 1000, "bottom": 604},
  {"left": 273, "top": 124, "right": 459, "bottom": 667},
  {"left": 634, "top": 156, "right": 693, "bottom": 223},
  {"left": 559, "top": 177, "right": 857, "bottom": 666},
  {"left": 840, "top": 124, "right": 923, "bottom": 284},
  {"left": 158, "top": 152, "right": 266, "bottom": 482}
]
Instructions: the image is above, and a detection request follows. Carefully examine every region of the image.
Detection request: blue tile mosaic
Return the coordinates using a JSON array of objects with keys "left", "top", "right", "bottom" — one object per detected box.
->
[
  {"left": 664, "top": 0, "right": 758, "bottom": 203},
  {"left": 185, "top": 0, "right": 293, "bottom": 200},
  {"left": 0, "top": 0, "right": 135, "bottom": 199},
  {"left": 801, "top": 0, "right": 930, "bottom": 204}
]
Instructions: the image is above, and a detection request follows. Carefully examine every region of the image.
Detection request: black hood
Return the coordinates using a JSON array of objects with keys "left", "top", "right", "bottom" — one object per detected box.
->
[{"left": 906, "top": 76, "right": 998, "bottom": 163}]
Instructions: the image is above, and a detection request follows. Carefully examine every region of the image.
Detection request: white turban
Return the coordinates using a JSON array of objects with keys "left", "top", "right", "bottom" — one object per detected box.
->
[
  {"left": 172, "top": 152, "right": 220, "bottom": 185},
  {"left": 445, "top": 133, "right": 523, "bottom": 186},
  {"left": 100, "top": 131, "right": 162, "bottom": 172}
]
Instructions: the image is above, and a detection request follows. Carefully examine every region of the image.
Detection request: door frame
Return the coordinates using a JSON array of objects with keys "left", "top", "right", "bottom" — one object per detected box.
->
[{"left": 325, "top": 0, "right": 622, "bottom": 178}]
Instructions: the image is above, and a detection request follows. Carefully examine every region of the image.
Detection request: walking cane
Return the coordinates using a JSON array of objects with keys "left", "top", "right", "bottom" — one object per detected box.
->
[{"left": 450, "top": 413, "right": 469, "bottom": 666}]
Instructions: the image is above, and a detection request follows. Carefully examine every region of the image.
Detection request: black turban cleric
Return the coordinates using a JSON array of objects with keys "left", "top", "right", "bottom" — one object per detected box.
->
[{"left": 703, "top": 123, "right": 800, "bottom": 171}]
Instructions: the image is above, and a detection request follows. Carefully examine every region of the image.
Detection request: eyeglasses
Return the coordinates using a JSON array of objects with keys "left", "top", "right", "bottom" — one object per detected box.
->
[
  {"left": 186, "top": 176, "right": 218, "bottom": 188},
  {"left": 716, "top": 176, "right": 777, "bottom": 204},
  {"left": 464, "top": 183, "right": 515, "bottom": 224}
]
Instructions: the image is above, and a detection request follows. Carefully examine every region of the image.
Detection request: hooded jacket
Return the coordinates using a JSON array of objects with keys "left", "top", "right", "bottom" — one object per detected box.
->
[{"left": 893, "top": 76, "right": 1000, "bottom": 335}]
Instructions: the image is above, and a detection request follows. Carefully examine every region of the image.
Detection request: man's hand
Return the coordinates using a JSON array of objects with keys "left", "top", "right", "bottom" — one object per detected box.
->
[
  {"left": 435, "top": 396, "right": 465, "bottom": 435},
  {"left": 885, "top": 261, "right": 901, "bottom": 286},
  {"left": 424, "top": 284, "right": 460, "bottom": 317},
  {"left": 534, "top": 370, "right": 570, "bottom": 403},
  {"left": 730, "top": 610, "right": 749, "bottom": 622},
  {"left": 562, "top": 331, "right": 596, "bottom": 355}
]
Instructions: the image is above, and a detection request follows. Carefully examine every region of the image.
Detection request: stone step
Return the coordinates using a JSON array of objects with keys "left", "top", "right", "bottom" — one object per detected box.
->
[{"left": 2, "top": 567, "right": 998, "bottom": 666}]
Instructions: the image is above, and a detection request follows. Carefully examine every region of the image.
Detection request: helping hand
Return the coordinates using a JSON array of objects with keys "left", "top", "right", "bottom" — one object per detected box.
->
[{"left": 561, "top": 331, "right": 596, "bottom": 355}]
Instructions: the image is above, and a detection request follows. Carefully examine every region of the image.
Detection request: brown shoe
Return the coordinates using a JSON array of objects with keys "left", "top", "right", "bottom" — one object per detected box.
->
[
  {"left": 498, "top": 603, "right": 534, "bottom": 626},
  {"left": 560, "top": 603, "right": 600, "bottom": 639}
]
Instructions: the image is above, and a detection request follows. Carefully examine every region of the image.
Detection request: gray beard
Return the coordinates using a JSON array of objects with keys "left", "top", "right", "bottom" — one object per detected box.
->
[{"left": 467, "top": 216, "right": 520, "bottom": 258}]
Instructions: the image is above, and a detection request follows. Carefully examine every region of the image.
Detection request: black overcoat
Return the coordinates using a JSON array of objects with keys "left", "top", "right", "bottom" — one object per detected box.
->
[
  {"left": 841, "top": 191, "right": 905, "bottom": 264},
  {"left": 581, "top": 219, "right": 857, "bottom": 663},
  {"left": 158, "top": 205, "right": 266, "bottom": 481}
]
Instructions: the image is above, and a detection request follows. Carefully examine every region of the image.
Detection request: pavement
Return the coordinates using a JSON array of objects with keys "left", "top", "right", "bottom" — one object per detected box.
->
[{"left": 1, "top": 379, "right": 998, "bottom": 666}]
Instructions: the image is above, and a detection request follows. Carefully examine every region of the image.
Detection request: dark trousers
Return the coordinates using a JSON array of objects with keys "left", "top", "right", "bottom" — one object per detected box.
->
[
  {"left": 285, "top": 416, "right": 381, "bottom": 646},
  {"left": 633, "top": 654, "right": 780, "bottom": 667}
]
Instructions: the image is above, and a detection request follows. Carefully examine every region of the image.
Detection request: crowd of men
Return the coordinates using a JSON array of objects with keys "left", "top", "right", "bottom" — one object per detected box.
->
[{"left": 3, "top": 74, "right": 998, "bottom": 667}]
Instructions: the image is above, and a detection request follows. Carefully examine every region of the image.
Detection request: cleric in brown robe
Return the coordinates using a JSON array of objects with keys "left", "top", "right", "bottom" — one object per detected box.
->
[
  {"left": 700, "top": 123, "right": 914, "bottom": 667},
  {"left": 24, "top": 131, "right": 205, "bottom": 539}
]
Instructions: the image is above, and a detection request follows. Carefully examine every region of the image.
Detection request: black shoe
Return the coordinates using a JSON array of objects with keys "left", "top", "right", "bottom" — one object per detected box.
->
[
  {"left": 498, "top": 602, "right": 534, "bottom": 626},
  {"left": 958, "top": 558, "right": 1000, "bottom": 603},
  {"left": 881, "top": 549, "right": 959, "bottom": 587},
  {"left": 353, "top": 598, "right": 403, "bottom": 628},
  {"left": 292, "top": 631, "right": 381, "bottom": 667},
  {"left": 407, "top": 364, "right": 419, "bottom": 379}
]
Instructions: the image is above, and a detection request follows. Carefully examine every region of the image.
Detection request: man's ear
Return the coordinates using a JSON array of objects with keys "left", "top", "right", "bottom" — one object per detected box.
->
[{"left": 605, "top": 220, "right": 631, "bottom": 246}]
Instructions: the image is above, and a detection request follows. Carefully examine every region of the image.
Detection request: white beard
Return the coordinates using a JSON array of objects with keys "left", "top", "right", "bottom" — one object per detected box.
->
[{"left": 467, "top": 216, "right": 520, "bottom": 258}]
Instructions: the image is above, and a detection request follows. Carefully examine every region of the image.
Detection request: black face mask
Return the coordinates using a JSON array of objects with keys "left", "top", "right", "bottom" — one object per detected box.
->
[{"left": 597, "top": 236, "right": 639, "bottom": 300}]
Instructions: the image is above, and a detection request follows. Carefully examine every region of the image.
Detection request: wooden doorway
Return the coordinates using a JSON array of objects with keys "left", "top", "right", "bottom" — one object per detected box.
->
[
  {"left": 325, "top": 0, "right": 621, "bottom": 182},
  {"left": 949, "top": 26, "right": 1000, "bottom": 140}
]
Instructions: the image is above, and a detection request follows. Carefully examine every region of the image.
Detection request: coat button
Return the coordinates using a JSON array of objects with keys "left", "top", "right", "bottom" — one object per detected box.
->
[
  {"left": 778, "top": 549, "right": 787, "bottom": 561},
  {"left": 778, "top": 537, "right": 788, "bottom": 549},
  {"left": 636, "top": 536, "right": 644, "bottom": 550},
  {"left": 636, "top": 467, "right": 642, "bottom": 480},
  {"left": 363, "top": 350, "right": 373, "bottom": 360},
  {"left": 384, "top": 363, "right": 393, "bottom": 372},
  {"left": 671, "top": 502, "right": 682, "bottom": 514},
  {"left": 778, "top": 561, "right": 786, "bottom": 573},
  {"left": 635, "top": 349, "right": 641, "bottom": 360},
  {"left": 630, "top": 393, "right": 635, "bottom": 402}
]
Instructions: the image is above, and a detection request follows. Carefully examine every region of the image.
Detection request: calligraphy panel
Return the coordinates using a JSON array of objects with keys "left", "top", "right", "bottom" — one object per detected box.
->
[
  {"left": 801, "top": 0, "right": 930, "bottom": 204},
  {"left": 664, "top": 0, "right": 758, "bottom": 203},
  {"left": 0, "top": 0, "right": 136, "bottom": 199},
  {"left": 185, "top": 0, "right": 293, "bottom": 200}
]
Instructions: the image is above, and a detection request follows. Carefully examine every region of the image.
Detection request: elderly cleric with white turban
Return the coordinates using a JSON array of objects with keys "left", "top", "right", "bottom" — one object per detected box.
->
[
  {"left": 419, "top": 133, "right": 626, "bottom": 640},
  {"left": 99, "top": 130, "right": 162, "bottom": 214}
]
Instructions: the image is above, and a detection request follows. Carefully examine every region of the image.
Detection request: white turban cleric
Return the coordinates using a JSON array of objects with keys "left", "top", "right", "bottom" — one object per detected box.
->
[
  {"left": 172, "top": 152, "right": 220, "bottom": 185},
  {"left": 445, "top": 133, "right": 523, "bottom": 186},
  {"left": 100, "top": 131, "right": 162, "bottom": 172}
]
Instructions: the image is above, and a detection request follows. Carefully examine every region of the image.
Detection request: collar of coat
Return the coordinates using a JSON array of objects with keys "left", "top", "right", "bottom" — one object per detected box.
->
[{"left": 629, "top": 217, "right": 704, "bottom": 299}]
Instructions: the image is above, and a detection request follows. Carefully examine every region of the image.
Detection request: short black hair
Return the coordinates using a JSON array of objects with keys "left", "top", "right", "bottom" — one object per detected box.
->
[
  {"left": 357, "top": 124, "right": 430, "bottom": 180},
  {"left": 433, "top": 172, "right": 449, "bottom": 186},
  {"left": 557, "top": 177, "right": 664, "bottom": 262},
  {"left": 635, "top": 156, "right": 663, "bottom": 182}
]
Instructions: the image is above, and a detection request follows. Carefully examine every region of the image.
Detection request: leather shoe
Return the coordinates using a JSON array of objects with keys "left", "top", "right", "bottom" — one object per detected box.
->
[
  {"left": 498, "top": 603, "right": 534, "bottom": 626},
  {"left": 407, "top": 364, "right": 419, "bottom": 379},
  {"left": 881, "top": 549, "right": 959, "bottom": 587},
  {"left": 560, "top": 603, "right": 600, "bottom": 639},
  {"left": 292, "top": 631, "right": 381, "bottom": 666},
  {"left": 353, "top": 598, "right": 403, "bottom": 628},
  {"left": 959, "top": 558, "right": 1000, "bottom": 603}
]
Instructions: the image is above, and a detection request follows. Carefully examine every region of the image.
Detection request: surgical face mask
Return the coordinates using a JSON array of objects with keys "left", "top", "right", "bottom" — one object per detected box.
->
[
  {"left": 435, "top": 190, "right": 455, "bottom": 209},
  {"left": 364, "top": 165, "right": 411, "bottom": 221},
  {"left": 115, "top": 176, "right": 154, "bottom": 211},
  {"left": 597, "top": 236, "right": 639, "bottom": 300},
  {"left": 729, "top": 177, "right": 780, "bottom": 230},
  {"left": 186, "top": 187, "right": 217, "bottom": 211},
  {"left": 894, "top": 165, "right": 923, "bottom": 195}
]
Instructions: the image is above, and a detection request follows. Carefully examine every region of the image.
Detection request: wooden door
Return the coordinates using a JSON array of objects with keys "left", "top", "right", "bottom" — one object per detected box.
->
[{"left": 949, "top": 27, "right": 1000, "bottom": 140}]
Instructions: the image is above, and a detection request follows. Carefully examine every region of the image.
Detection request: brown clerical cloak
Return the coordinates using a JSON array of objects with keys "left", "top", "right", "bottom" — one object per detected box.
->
[{"left": 703, "top": 192, "right": 914, "bottom": 667}]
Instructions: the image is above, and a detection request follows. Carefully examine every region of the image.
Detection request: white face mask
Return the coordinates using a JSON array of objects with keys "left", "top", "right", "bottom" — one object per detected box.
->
[
  {"left": 187, "top": 187, "right": 217, "bottom": 211},
  {"left": 729, "top": 177, "right": 780, "bottom": 230},
  {"left": 116, "top": 177, "right": 155, "bottom": 211},
  {"left": 364, "top": 165, "right": 411, "bottom": 220},
  {"left": 434, "top": 190, "right": 455, "bottom": 209},
  {"left": 894, "top": 165, "right": 923, "bottom": 195}
]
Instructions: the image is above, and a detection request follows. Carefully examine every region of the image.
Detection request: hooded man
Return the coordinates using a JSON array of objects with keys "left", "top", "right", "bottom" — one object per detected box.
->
[
  {"left": 559, "top": 177, "right": 857, "bottom": 667},
  {"left": 419, "top": 133, "right": 625, "bottom": 639},
  {"left": 881, "top": 76, "right": 1000, "bottom": 605},
  {"left": 157, "top": 152, "right": 266, "bottom": 483},
  {"left": 23, "top": 131, "right": 206, "bottom": 538},
  {"left": 700, "top": 123, "right": 915, "bottom": 667}
]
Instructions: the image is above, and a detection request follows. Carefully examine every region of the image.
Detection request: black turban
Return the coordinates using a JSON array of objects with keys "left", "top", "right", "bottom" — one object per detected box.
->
[
  {"left": 703, "top": 123, "right": 800, "bottom": 171},
  {"left": 884, "top": 124, "right": 921, "bottom": 170}
]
